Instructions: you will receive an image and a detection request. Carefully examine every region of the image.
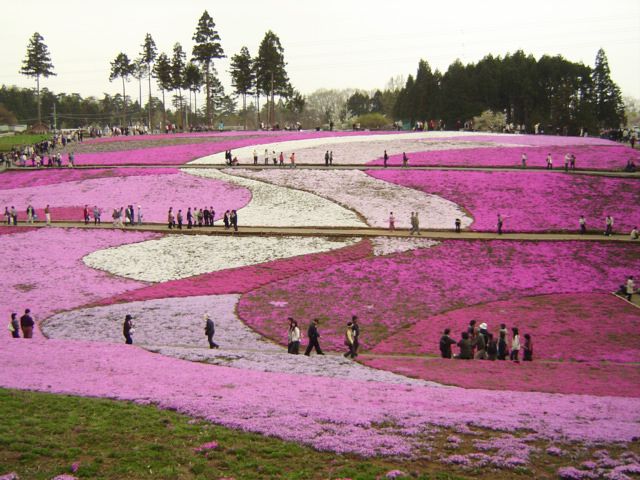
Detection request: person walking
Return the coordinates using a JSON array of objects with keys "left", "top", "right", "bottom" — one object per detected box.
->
[
  {"left": 402, "top": 152, "right": 409, "bottom": 167},
  {"left": 383, "top": 150, "right": 389, "bottom": 168},
  {"left": 546, "top": 154, "right": 553, "bottom": 169},
  {"left": 123, "top": 314, "right": 134, "bottom": 344},
  {"left": 329, "top": 151, "right": 333, "bottom": 165},
  {"left": 223, "top": 210, "right": 230, "bottom": 229},
  {"left": 230, "top": 210, "right": 238, "bottom": 232},
  {"left": 413, "top": 212, "right": 421, "bottom": 235},
  {"left": 510, "top": 327, "right": 520, "bottom": 362},
  {"left": 177, "top": 209, "right": 183, "bottom": 230},
  {"left": 497, "top": 214, "right": 504, "bottom": 235},
  {"left": 564, "top": 153, "right": 570, "bottom": 172},
  {"left": 137, "top": 205, "right": 143, "bottom": 225},
  {"left": 388, "top": 212, "right": 396, "bottom": 231},
  {"left": 324, "top": 150, "right": 330, "bottom": 166},
  {"left": 83, "top": 205, "right": 90, "bottom": 225},
  {"left": 19, "top": 309, "right": 34, "bottom": 339},
  {"left": 579, "top": 215, "right": 586, "bottom": 234},
  {"left": 289, "top": 152, "right": 296, "bottom": 168},
  {"left": 626, "top": 276, "right": 635, "bottom": 302},
  {"left": 204, "top": 314, "right": 219, "bottom": 349},
  {"left": 26, "top": 205, "right": 34, "bottom": 224},
  {"left": 253, "top": 149, "right": 258, "bottom": 165},
  {"left": 439, "top": 328, "right": 456, "bottom": 358},
  {"left": 521, "top": 153, "right": 527, "bottom": 168},
  {"left": 167, "top": 208, "right": 175, "bottom": 229},
  {"left": 45, "top": 204, "right": 51, "bottom": 226},
  {"left": 187, "top": 208, "right": 193, "bottom": 229},
  {"left": 497, "top": 330, "right": 509, "bottom": 360},
  {"left": 455, "top": 218, "right": 461, "bottom": 233},
  {"left": 10, "top": 206, "right": 17, "bottom": 225},
  {"left": 304, "top": 319, "right": 324, "bottom": 356},
  {"left": 343, "top": 321, "right": 356, "bottom": 358},
  {"left": 523, "top": 334, "right": 533, "bottom": 361},
  {"left": 287, "top": 318, "right": 300, "bottom": 354},
  {"left": 605, "top": 215, "right": 614, "bottom": 236},
  {"left": 351, "top": 315, "right": 360, "bottom": 357},
  {"left": 9, "top": 313, "right": 20, "bottom": 338},
  {"left": 93, "top": 206, "right": 100, "bottom": 225}
]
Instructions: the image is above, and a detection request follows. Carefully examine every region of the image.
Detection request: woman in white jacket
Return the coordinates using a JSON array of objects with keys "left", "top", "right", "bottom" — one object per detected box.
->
[
  {"left": 287, "top": 318, "right": 301, "bottom": 354},
  {"left": 510, "top": 327, "right": 520, "bottom": 362}
]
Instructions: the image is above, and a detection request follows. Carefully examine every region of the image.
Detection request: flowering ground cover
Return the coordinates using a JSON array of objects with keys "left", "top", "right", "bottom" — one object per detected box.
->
[
  {"left": 227, "top": 169, "right": 473, "bottom": 229},
  {"left": 182, "top": 168, "right": 365, "bottom": 227},
  {"left": 372, "top": 293, "right": 640, "bottom": 362},
  {"left": 1, "top": 338, "right": 639, "bottom": 459},
  {"left": 360, "top": 356, "right": 640, "bottom": 397},
  {"left": 367, "top": 169, "right": 640, "bottom": 232},
  {"left": 367, "top": 144, "right": 640, "bottom": 170},
  {"left": 0, "top": 228, "right": 156, "bottom": 332},
  {"left": 237, "top": 240, "right": 640, "bottom": 352},
  {"left": 43, "top": 295, "right": 436, "bottom": 386},
  {"left": 0, "top": 169, "right": 251, "bottom": 224},
  {"left": 84, "top": 235, "right": 360, "bottom": 282}
]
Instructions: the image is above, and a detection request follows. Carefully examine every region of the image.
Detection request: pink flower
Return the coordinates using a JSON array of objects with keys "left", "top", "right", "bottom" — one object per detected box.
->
[{"left": 194, "top": 441, "right": 219, "bottom": 452}]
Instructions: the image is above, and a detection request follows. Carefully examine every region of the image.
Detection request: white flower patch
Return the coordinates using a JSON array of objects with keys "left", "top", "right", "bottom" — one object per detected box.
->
[
  {"left": 42, "top": 294, "right": 443, "bottom": 387},
  {"left": 371, "top": 237, "right": 439, "bottom": 256},
  {"left": 83, "top": 235, "right": 359, "bottom": 283},
  {"left": 188, "top": 131, "right": 500, "bottom": 165},
  {"left": 228, "top": 169, "right": 473, "bottom": 229},
  {"left": 181, "top": 168, "right": 365, "bottom": 227}
]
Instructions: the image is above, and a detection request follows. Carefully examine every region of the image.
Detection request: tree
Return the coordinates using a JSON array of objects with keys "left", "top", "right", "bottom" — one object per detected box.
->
[
  {"left": 346, "top": 91, "right": 370, "bottom": 117},
  {"left": 20, "top": 32, "right": 55, "bottom": 126},
  {"left": 229, "top": 46, "right": 255, "bottom": 130},
  {"left": 0, "top": 104, "right": 18, "bottom": 125},
  {"left": 192, "top": 10, "right": 225, "bottom": 127},
  {"left": 472, "top": 110, "right": 506, "bottom": 132},
  {"left": 285, "top": 89, "right": 305, "bottom": 123},
  {"left": 171, "top": 43, "right": 187, "bottom": 129},
  {"left": 140, "top": 33, "right": 157, "bottom": 129},
  {"left": 132, "top": 58, "right": 148, "bottom": 123},
  {"left": 184, "top": 62, "right": 204, "bottom": 125},
  {"left": 592, "top": 48, "right": 625, "bottom": 128},
  {"left": 153, "top": 52, "right": 173, "bottom": 127},
  {"left": 256, "top": 31, "right": 290, "bottom": 125},
  {"left": 370, "top": 90, "right": 384, "bottom": 113},
  {"left": 109, "top": 52, "right": 135, "bottom": 125}
]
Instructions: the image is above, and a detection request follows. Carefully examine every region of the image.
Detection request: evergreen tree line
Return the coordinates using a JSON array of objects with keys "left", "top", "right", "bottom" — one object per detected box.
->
[
  {"left": 11, "top": 12, "right": 297, "bottom": 130},
  {"left": 389, "top": 49, "right": 625, "bottom": 134}
]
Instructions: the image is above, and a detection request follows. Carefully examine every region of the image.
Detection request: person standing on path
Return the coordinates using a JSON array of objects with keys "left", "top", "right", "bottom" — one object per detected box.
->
[
  {"left": 605, "top": 215, "right": 614, "bottom": 236},
  {"left": 351, "top": 315, "right": 360, "bottom": 357},
  {"left": 230, "top": 210, "right": 238, "bottom": 233},
  {"left": 546, "top": 154, "right": 553, "bottom": 169},
  {"left": 523, "top": 333, "right": 533, "bottom": 361},
  {"left": 287, "top": 318, "right": 300, "bottom": 354},
  {"left": 510, "top": 327, "right": 520, "bottom": 362},
  {"left": 204, "top": 314, "right": 219, "bottom": 349},
  {"left": 626, "top": 276, "right": 635, "bottom": 302},
  {"left": 383, "top": 150, "right": 389, "bottom": 168},
  {"left": 187, "top": 208, "right": 193, "bottom": 229},
  {"left": 439, "top": 328, "right": 456, "bottom": 358},
  {"left": 45, "top": 204, "right": 51, "bottom": 226},
  {"left": 10, "top": 206, "right": 17, "bottom": 225},
  {"left": 324, "top": 151, "right": 330, "bottom": 166},
  {"left": 20, "top": 309, "right": 34, "bottom": 339},
  {"left": 388, "top": 212, "right": 396, "bottom": 231},
  {"left": 26, "top": 205, "right": 34, "bottom": 224},
  {"left": 289, "top": 152, "right": 296, "bottom": 168},
  {"left": 9, "top": 313, "right": 20, "bottom": 338},
  {"left": 455, "top": 218, "right": 461, "bottom": 233},
  {"left": 93, "top": 205, "right": 100, "bottom": 225},
  {"left": 167, "top": 208, "right": 175, "bottom": 229},
  {"left": 402, "top": 152, "right": 409, "bottom": 167},
  {"left": 304, "top": 318, "right": 324, "bottom": 356},
  {"left": 343, "top": 321, "right": 356, "bottom": 358},
  {"left": 137, "top": 205, "right": 143, "bottom": 225},
  {"left": 497, "top": 214, "right": 504, "bottom": 235},
  {"left": 83, "top": 205, "right": 90, "bottom": 225},
  {"left": 123, "top": 314, "right": 134, "bottom": 344},
  {"left": 253, "top": 149, "right": 258, "bottom": 165},
  {"left": 177, "top": 209, "right": 183, "bottom": 230},
  {"left": 521, "top": 153, "right": 527, "bottom": 168},
  {"left": 579, "top": 215, "right": 586, "bottom": 234},
  {"left": 329, "top": 151, "right": 333, "bottom": 165}
]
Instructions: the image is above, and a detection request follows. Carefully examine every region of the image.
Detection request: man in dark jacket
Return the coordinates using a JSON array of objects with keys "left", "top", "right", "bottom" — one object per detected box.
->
[
  {"left": 304, "top": 318, "right": 324, "bottom": 356},
  {"left": 123, "top": 314, "right": 133, "bottom": 344},
  {"left": 456, "top": 332, "right": 473, "bottom": 359},
  {"left": 20, "top": 309, "right": 34, "bottom": 338},
  {"left": 351, "top": 315, "right": 360, "bottom": 357},
  {"left": 439, "top": 328, "right": 456, "bottom": 358},
  {"left": 204, "top": 314, "right": 219, "bottom": 349}
]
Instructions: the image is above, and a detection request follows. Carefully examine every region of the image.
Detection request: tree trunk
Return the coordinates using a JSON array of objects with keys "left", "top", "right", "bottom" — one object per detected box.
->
[
  {"left": 270, "top": 71, "right": 275, "bottom": 126},
  {"left": 205, "top": 63, "right": 211, "bottom": 127},
  {"left": 148, "top": 67, "right": 152, "bottom": 131},
  {"left": 122, "top": 77, "right": 127, "bottom": 127},
  {"left": 194, "top": 91, "right": 197, "bottom": 126},
  {"left": 161, "top": 88, "right": 166, "bottom": 129},
  {"left": 36, "top": 75, "right": 41, "bottom": 126},
  {"left": 243, "top": 93, "right": 247, "bottom": 131},
  {"left": 138, "top": 76, "right": 142, "bottom": 124},
  {"left": 256, "top": 93, "right": 260, "bottom": 126}
]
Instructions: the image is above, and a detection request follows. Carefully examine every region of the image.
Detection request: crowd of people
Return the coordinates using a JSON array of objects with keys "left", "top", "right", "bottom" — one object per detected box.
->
[
  {"left": 166, "top": 206, "right": 238, "bottom": 231},
  {"left": 1, "top": 133, "right": 79, "bottom": 168},
  {"left": 439, "top": 321, "right": 533, "bottom": 362}
]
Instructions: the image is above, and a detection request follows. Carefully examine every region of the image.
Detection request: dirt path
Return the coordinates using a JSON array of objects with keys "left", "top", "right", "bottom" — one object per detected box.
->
[{"left": 4, "top": 222, "right": 639, "bottom": 243}]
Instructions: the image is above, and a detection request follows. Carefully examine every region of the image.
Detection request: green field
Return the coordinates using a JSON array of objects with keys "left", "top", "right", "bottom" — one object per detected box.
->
[{"left": 0, "top": 134, "right": 50, "bottom": 152}]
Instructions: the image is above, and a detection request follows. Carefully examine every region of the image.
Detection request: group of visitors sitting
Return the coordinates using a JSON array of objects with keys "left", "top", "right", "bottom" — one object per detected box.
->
[{"left": 439, "top": 320, "right": 532, "bottom": 362}]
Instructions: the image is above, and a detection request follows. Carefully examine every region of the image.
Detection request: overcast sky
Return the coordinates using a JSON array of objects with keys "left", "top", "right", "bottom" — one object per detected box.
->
[{"left": 1, "top": 0, "right": 639, "bottom": 102}]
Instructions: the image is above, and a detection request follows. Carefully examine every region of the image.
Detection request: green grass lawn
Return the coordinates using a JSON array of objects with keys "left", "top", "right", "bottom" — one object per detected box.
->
[
  {"left": 0, "top": 134, "right": 50, "bottom": 152},
  {"left": 0, "top": 389, "right": 469, "bottom": 480}
]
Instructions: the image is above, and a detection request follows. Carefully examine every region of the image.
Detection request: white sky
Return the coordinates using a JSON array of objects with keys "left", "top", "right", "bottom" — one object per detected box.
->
[{"left": 1, "top": 0, "right": 639, "bottom": 101}]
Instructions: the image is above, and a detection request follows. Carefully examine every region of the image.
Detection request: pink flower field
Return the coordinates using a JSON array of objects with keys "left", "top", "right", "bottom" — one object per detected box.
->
[
  {"left": 0, "top": 168, "right": 251, "bottom": 223},
  {"left": 372, "top": 293, "right": 640, "bottom": 362},
  {"left": 367, "top": 169, "right": 640, "bottom": 232},
  {"left": 237, "top": 240, "right": 640, "bottom": 352},
  {"left": 367, "top": 144, "right": 639, "bottom": 170}
]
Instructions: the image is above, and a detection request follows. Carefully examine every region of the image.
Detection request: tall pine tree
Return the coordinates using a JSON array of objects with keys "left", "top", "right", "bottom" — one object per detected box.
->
[
  {"left": 192, "top": 11, "right": 225, "bottom": 127},
  {"left": 140, "top": 33, "right": 157, "bottom": 129},
  {"left": 256, "top": 31, "right": 290, "bottom": 126},
  {"left": 229, "top": 46, "right": 255, "bottom": 130},
  {"left": 592, "top": 48, "right": 625, "bottom": 129},
  {"left": 109, "top": 52, "right": 135, "bottom": 126},
  {"left": 20, "top": 32, "right": 55, "bottom": 126}
]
